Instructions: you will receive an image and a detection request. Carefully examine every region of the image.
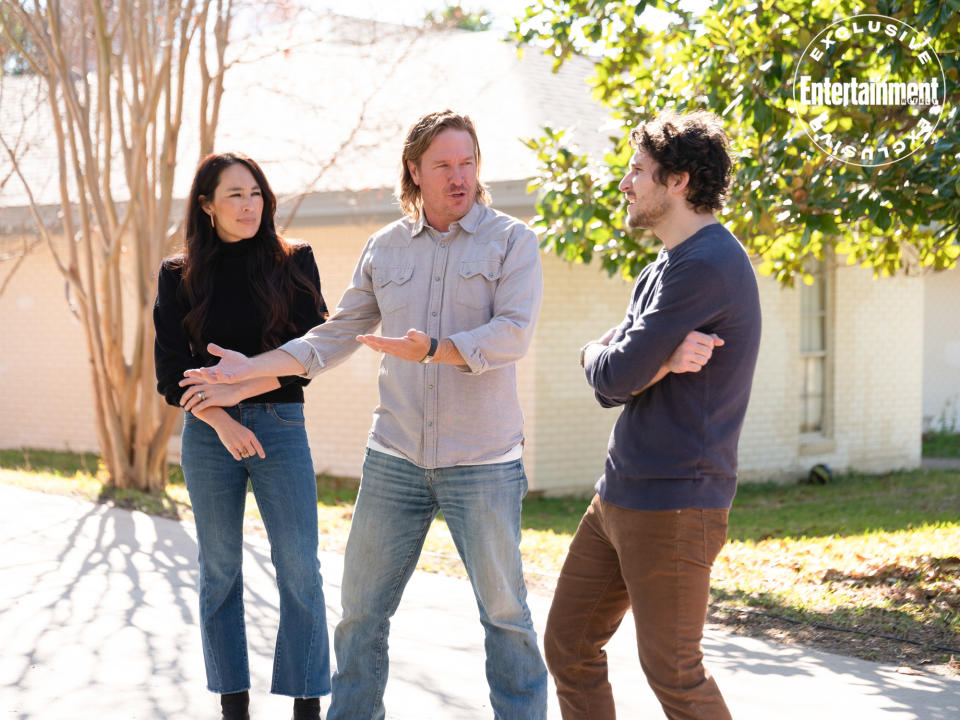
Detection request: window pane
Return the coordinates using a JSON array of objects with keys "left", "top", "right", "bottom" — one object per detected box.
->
[
  {"left": 800, "top": 277, "right": 825, "bottom": 352},
  {"left": 802, "top": 395, "right": 823, "bottom": 433},
  {"left": 799, "top": 259, "right": 829, "bottom": 436},
  {"left": 804, "top": 357, "right": 824, "bottom": 395},
  {"left": 801, "top": 308, "right": 814, "bottom": 352},
  {"left": 801, "top": 312, "right": 826, "bottom": 353}
]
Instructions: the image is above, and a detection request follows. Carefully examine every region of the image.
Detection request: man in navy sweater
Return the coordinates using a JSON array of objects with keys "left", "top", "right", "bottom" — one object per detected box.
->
[{"left": 544, "top": 110, "right": 762, "bottom": 720}]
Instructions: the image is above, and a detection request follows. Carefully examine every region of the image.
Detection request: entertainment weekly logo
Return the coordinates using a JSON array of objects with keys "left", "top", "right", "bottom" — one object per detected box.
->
[{"left": 791, "top": 14, "right": 947, "bottom": 167}]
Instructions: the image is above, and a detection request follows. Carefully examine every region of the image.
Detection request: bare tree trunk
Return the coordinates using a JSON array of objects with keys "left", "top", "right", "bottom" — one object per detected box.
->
[
  {"left": 0, "top": 0, "right": 230, "bottom": 491},
  {"left": 2, "top": 3, "right": 440, "bottom": 492}
]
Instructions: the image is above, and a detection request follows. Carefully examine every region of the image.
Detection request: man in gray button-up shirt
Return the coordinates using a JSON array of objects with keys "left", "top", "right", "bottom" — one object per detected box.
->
[{"left": 185, "top": 110, "right": 547, "bottom": 719}]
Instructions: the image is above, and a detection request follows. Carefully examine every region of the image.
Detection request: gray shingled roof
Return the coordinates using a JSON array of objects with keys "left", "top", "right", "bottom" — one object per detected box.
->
[{"left": 0, "top": 14, "right": 612, "bottom": 217}]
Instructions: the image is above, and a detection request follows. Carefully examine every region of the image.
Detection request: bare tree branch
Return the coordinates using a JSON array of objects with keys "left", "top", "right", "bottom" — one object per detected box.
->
[{"left": 279, "top": 22, "right": 427, "bottom": 229}]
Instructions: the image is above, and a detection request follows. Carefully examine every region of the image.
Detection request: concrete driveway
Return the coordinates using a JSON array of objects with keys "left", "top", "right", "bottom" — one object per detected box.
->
[{"left": 1, "top": 483, "right": 957, "bottom": 719}]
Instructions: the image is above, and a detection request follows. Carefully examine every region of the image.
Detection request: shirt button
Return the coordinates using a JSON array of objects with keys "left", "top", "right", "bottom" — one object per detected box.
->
[
  {"left": 427, "top": 421, "right": 433, "bottom": 427},
  {"left": 435, "top": 276, "right": 440, "bottom": 281},
  {"left": 428, "top": 384, "right": 434, "bottom": 389},
  {"left": 431, "top": 311, "right": 437, "bottom": 317}
]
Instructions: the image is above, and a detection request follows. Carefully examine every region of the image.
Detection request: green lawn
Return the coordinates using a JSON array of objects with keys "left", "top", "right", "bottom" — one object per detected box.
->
[
  {"left": 2, "top": 449, "right": 958, "bottom": 671},
  {"left": 923, "top": 430, "right": 960, "bottom": 459},
  {"left": 728, "top": 471, "right": 960, "bottom": 540}
]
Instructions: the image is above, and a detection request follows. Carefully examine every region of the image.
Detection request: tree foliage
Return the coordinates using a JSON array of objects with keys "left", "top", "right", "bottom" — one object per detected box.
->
[
  {"left": 424, "top": 3, "right": 493, "bottom": 32},
  {"left": 0, "top": 0, "right": 234, "bottom": 491},
  {"left": 0, "top": 3, "right": 34, "bottom": 74},
  {"left": 512, "top": 0, "right": 960, "bottom": 284}
]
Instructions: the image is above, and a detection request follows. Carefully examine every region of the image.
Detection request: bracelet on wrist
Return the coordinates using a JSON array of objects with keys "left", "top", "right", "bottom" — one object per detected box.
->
[{"left": 421, "top": 336, "right": 439, "bottom": 364}]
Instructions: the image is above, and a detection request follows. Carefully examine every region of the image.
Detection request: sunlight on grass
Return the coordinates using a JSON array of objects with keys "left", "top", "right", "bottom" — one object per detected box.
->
[
  {"left": 712, "top": 523, "right": 960, "bottom": 660},
  {"left": 0, "top": 467, "right": 102, "bottom": 496},
  {"left": 3, "top": 449, "right": 959, "bottom": 668}
]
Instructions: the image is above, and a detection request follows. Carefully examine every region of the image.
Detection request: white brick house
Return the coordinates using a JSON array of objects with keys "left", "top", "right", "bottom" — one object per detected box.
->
[{"left": 0, "top": 20, "right": 924, "bottom": 491}]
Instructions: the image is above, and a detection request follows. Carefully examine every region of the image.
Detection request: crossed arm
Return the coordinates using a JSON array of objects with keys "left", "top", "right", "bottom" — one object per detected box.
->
[
  {"left": 582, "top": 328, "right": 725, "bottom": 397},
  {"left": 180, "top": 377, "right": 282, "bottom": 460}
]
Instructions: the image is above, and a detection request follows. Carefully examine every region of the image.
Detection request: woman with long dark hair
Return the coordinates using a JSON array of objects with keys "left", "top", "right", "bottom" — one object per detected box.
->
[{"left": 154, "top": 152, "right": 330, "bottom": 720}]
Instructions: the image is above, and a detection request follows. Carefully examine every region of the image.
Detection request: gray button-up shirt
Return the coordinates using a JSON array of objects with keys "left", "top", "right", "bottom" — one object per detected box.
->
[{"left": 280, "top": 202, "right": 543, "bottom": 469}]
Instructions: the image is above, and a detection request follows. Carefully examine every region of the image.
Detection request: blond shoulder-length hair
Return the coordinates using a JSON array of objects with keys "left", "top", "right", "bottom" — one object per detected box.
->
[{"left": 397, "top": 109, "right": 491, "bottom": 221}]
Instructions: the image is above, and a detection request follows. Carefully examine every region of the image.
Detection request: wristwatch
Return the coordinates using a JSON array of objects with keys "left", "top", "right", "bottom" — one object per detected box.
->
[{"left": 421, "top": 336, "right": 439, "bottom": 364}]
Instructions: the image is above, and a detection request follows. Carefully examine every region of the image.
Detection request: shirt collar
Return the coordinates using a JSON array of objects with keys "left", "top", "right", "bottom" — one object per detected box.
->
[
  {"left": 411, "top": 212, "right": 428, "bottom": 237},
  {"left": 410, "top": 202, "right": 483, "bottom": 237},
  {"left": 456, "top": 202, "right": 483, "bottom": 234}
]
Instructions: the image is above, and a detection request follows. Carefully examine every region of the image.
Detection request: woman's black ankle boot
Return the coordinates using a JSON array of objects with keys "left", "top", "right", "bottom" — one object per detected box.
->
[
  {"left": 220, "top": 690, "right": 250, "bottom": 720},
  {"left": 292, "top": 697, "right": 321, "bottom": 720}
]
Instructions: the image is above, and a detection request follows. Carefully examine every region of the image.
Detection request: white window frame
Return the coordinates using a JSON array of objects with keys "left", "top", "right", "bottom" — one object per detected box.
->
[{"left": 799, "top": 257, "right": 833, "bottom": 443}]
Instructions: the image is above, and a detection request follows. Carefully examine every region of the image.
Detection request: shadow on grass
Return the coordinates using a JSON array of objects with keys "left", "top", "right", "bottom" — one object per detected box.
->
[
  {"left": 313, "top": 478, "right": 594, "bottom": 533},
  {"left": 316, "top": 474, "right": 359, "bottom": 507},
  {"left": 708, "top": 585, "right": 960, "bottom": 663},
  {"left": 319, "top": 468, "right": 960, "bottom": 540},
  {"left": 97, "top": 485, "right": 191, "bottom": 521},
  {"left": 521, "top": 495, "right": 591, "bottom": 534}
]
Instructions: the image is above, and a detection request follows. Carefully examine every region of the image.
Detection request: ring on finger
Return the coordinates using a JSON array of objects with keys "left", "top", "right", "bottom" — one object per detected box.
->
[{"left": 198, "top": 391, "right": 205, "bottom": 402}]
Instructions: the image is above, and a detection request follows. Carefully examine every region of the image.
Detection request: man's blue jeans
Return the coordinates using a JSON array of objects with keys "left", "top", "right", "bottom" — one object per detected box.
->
[
  {"left": 328, "top": 449, "right": 547, "bottom": 720},
  {"left": 181, "top": 402, "right": 331, "bottom": 697}
]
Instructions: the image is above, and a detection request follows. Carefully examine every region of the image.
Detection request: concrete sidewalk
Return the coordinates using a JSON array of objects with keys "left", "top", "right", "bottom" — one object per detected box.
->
[{"left": 1, "top": 483, "right": 957, "bottom": 719}]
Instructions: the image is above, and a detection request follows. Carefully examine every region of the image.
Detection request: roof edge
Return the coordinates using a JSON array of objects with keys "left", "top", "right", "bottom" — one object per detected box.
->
[
  {"left": 279, "top": 178, "right": 537, "bottom": 227},
  {"left": 0, "top": 179, "right": 538, "bottom": 233}
]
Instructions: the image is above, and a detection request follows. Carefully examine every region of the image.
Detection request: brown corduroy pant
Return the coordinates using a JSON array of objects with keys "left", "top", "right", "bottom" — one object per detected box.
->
[{"left": 545, "top": 494, "right": 731, "bottom": 720}]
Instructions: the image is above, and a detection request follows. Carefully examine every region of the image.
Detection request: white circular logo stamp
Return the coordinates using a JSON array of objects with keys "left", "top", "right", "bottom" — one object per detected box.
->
[{"left": 791, "top": 14, "right": 946, "bottom": 167}]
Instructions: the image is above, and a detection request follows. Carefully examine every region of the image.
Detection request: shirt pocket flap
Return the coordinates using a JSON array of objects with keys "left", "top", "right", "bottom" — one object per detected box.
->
[
  {"left": 458, "top": 259, "right": 502, "bottom": 282},
  {"left": 373, "top": 264, "right": 414, "bottom": 288}
]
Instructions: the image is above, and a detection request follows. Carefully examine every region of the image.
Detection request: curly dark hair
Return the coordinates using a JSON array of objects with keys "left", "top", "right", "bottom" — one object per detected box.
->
[{"left": 630, "top": 110, "right": 732, "bottom": 213}]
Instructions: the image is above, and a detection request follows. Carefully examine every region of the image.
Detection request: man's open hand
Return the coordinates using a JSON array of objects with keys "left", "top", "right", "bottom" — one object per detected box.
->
[
  {"left": 184, "top": 343, "right": 253, "bottom": 384},
  {"left": 356, "top": 329, "right": 431, "bottom": 362}
]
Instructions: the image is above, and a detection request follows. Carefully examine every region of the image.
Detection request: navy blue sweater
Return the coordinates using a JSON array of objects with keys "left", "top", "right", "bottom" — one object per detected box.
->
[{"left": 584, "top": 223, "right": 762, "bottom": 511}]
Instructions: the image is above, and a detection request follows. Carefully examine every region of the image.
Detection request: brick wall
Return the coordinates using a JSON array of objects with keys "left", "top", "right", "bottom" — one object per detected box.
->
[
  {"left": 922, "top": 265, "right": 960, "bottom": 431},
  {"left": 0, "top": 231, "right": 924, "bottom": 491},
  {"left": 737, "top": 258, "right": 924, "bottom": 482},
  {"left": 527, "top": 257, "right": 629, "bottom": 493},
  {"left": 0, "top": 241, "right": 99, "bottom": 454}
]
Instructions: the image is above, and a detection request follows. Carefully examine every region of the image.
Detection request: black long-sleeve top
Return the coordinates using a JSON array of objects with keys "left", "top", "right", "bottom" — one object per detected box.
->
[{"left": 153, "top": 238, "right": 327, "bottom": 408}]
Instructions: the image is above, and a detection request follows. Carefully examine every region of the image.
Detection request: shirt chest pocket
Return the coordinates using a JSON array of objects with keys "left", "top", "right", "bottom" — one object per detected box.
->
[
  {"left": 373, "top": 264, "right": 414, "bottom": 314},
  {"left": 457, "top": 259, "right": 502, "bottom": 312}
]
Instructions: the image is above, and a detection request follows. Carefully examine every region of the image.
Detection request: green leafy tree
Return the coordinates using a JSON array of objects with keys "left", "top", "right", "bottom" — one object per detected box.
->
[
  {"left": 425, "top": 3, "right": 492, "bottom": 32},
  {"left": 512, "top": 0, "right": 960, "bottom": 284},
  {"left": 0, "top": 2, "right": 34, "bottom": 75}
]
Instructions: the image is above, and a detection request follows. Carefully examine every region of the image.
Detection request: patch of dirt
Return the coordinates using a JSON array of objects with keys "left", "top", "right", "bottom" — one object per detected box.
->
[
  {"left": 525, "top": 566, "right": 960, "bottom": 679},
  {"left": 706, "top": 604, "right": 960, "bottom": 679}
]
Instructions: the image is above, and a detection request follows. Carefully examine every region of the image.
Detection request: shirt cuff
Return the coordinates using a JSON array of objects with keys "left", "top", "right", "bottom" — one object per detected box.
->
[
  {"left": 582, "top": 342, "right": 605, "bottom": 381},
  {"left": 279, "top": 337, "right": 326, "bottom": 379},
  {"left": 447, "top": 331, "right": 485, "bottom": 375}
]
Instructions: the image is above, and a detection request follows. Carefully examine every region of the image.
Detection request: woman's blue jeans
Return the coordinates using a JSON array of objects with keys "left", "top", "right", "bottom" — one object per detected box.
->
[
  {"left": 327, "top": 448, "right": 548, "bottom": 720},
  {"left": 181, "top": 402, "right": 331, "bottom": 697}
]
